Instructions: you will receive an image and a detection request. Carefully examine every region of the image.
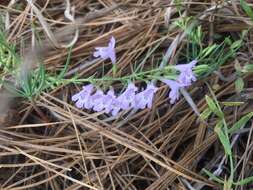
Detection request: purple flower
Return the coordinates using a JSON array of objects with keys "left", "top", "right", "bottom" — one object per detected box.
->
[
  {"left": 72, "top": 84, "right": 94, "bottom": 109},
  {"left": 135, "top": 83, "right": 158, "bottom": 109},
  {"left": 90, "top": 89, "right": 105, "bottom": 112},
  {"left": 117, "top": 83, "right": 138, "bottom": 110},
  {"left": 174, "top": 60, "right": 197, "bottom": 86},
  {"left": 110, "top": 98, "right": 122, "bottom": 116},
  {"left": 103, "top": 88, "right": 117, "bottom": 114},
  {"left": 71, "top": 82, "right": 157, "bottom": 116},
  {"left": 160, "top": 79, "right": 184, "bottom": 104},
  {"left": 93, "top": 36, "right": 116, "bottom": 64}
]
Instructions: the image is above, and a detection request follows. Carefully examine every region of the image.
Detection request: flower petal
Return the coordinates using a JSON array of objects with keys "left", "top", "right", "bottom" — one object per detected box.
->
[
  {"left": 71, "top": 93, "right": 80, "bottom": 101},
  {"left": 93, "top": 37, "right": 117, "bottom": 64},
  {"left": 109, "top": 36, "right": 116, "bottom": 48},
  {"left": 108, "top": 50, "right": 116, "bottom": 64},
  {"left": 174, "top": 60, "right": 197, "bottom": 71},
  {"left": 160, "top": 79, "right": 183, "bottom": 104}
]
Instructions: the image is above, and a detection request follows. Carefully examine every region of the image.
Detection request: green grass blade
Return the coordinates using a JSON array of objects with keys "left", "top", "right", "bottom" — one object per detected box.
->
[
  {"left": 214, "top": 120, "right": 232, "bottom": 156},
  {"left": 58, "top": 46, "right": 73, "bottom": 78},
  {"left": 240, "top": 0, "right": 253, "bottom": 21},
  {"left": 234, "top": 175, "right": 253, "bottom": 186},
  {"left": 203, "top": 169, "right": 224, "bottom": 184},
  {"left": 205, "top": 95, "right": 224, "bottom": 118},
  {"left": 228, "top": 112, "right": 253, "bottom": 134}
]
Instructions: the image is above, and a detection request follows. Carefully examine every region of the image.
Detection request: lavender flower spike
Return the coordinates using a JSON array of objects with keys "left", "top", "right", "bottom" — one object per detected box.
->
[
  {"left": 160, "top": 79, "right": 184, "bottom": 104},
  {"left": 71, "top": 82, "right": 157, "bottom": 115},
  {"left": 93, "top": 36, "right": 116, "bottom": 64},
  {"left": 135, "top": 83, "right": 158, "bottom": 109},
  {"left": 174, "top": 60, "right": 197, "bottom": 86}
]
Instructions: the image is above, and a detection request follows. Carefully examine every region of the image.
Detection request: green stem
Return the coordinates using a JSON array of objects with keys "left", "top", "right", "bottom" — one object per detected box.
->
[{"left": 70, "top": 65, "right": 175, "bottom": 83}]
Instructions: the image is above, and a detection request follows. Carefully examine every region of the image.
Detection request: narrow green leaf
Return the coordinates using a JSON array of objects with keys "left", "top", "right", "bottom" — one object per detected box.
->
[
  {"left": 36, "top": 64, "right": 46, "bottom": 93},
  {"left": 205, "top": 95, "right": 224, "bottom": 118},
  {"left": 2, "top": 80, "right": 24, "bottom": 97},
  {"left": 214, "top": 120, "right": 232, "bottom": 156},
  {"left": 59, "top": 46, "right": 73, "bottom": 78},
  {"left": 242, "top": 64, "right": 253, "bottom": 73},
  {"left": 235, "top": 77, "right": 244, "bottom": 93},
  {"left": 230, "top": 40, "right": 242, "bottom": 50},
  {"left": 200, "top": 108, "right": 212, "bottom": 120},
  {"left": 234, "top": 176, "right": 253, "bottom": 186},
  {"left": 201, "top": 44, "right": 217, "bottom": 59},
  {"left": 224, "top": 37, "right": 232, "bottom": 45},
  {"left": 240, "top": 0, "right": 253, "bottom": 21},
  {"left": 221, "top": 101, "right": 244, "bottom": 106},
  {"left": 228, "top": 112, "right": 253, "bottom": 134},
  {"left": 203, "top": 169, "right": 224, "bottom": 184}
]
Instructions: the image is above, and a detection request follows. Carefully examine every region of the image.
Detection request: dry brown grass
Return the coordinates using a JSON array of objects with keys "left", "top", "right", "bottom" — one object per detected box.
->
[{"left": 0, "top": 0, "right": 253, "bottom": 189}]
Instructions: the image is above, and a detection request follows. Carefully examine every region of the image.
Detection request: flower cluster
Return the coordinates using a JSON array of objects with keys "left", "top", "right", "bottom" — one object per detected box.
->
[
  {"left": 160, "top": 60, "right": 197, "bottom": 104},
  {"left": 72, "top": 83, "right": 158, "bottom": 116},
  {"left": 72, "top": 35, "right": 197, "bottom": 114}
]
